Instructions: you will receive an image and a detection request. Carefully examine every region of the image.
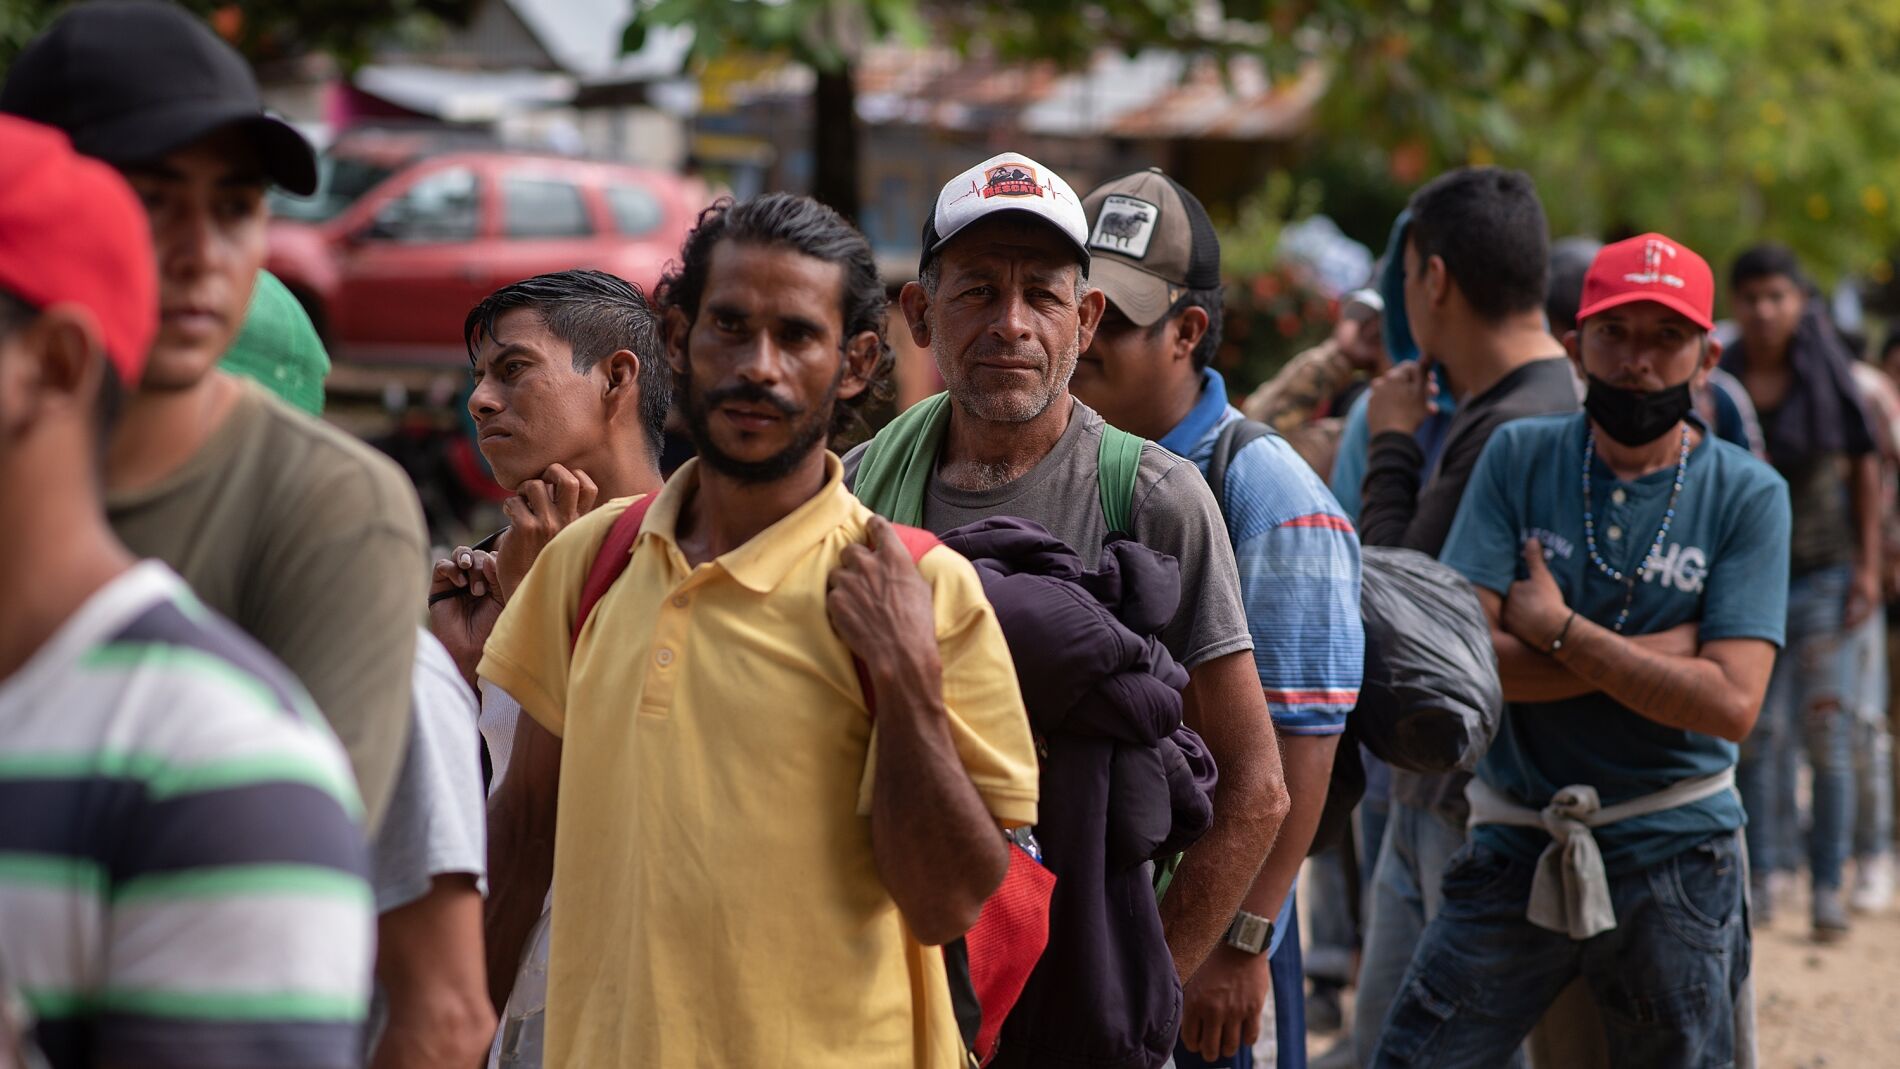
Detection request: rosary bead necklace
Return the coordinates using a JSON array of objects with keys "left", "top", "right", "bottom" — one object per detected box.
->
[{"left": 1580, "top": 424, "right": 1690, "bottom": 632}]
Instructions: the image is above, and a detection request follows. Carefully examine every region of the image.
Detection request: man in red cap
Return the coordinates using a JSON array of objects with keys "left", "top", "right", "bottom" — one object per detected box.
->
[
  {"left": 1368, "top": 234, "right": 1790, "bottom": 1065},
  {"left": 0, "top": 115, "right": 373, "bottom": 1069},
  {"left": 1, "top": 0, "right": 426, "bottom": 829}
]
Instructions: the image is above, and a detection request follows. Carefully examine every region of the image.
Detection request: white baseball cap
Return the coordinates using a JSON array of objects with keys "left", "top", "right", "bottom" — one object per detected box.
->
[{"left": 919, "top": 151, "right": 1091, "bottom": 277}]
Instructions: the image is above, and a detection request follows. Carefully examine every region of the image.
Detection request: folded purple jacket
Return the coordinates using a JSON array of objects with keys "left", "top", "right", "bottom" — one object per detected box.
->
[{"left": 940, "top": 516, "right": 1217, "bottom": 1069}]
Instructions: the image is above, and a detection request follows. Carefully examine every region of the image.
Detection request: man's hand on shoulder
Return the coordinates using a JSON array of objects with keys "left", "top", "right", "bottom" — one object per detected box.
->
[
  {"left": 430, "top": 547, "right": 503, "bottom": 689},
  {"left": 497, "top": 464, "right": 598, "bottom": 599},
  {"left": 826, "top": 516, "right": 940, "bottom": 692}
]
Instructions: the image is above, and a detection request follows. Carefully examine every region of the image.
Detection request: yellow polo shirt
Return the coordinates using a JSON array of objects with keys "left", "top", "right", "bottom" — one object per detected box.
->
[{"left": 479, "top": 455, "right": 1039, "bottom": 1068}]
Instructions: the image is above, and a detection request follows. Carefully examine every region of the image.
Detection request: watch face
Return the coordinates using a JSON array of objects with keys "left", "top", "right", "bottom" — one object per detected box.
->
[{"left": 1227, "top": 913, "right": 1271, "bottom": 954}]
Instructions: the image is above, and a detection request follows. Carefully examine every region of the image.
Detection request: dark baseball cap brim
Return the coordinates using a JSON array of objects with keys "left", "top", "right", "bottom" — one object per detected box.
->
[{"left": 72, "top": 98, "right": 317, "bottom": 196}]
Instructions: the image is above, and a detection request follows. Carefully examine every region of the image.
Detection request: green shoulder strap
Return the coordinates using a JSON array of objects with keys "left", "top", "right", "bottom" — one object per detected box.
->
[
  {"left": 857, "top": 392, "right": 1141, "bottom": 533},
  {"left": 851, "top": 391, "right": 954, "bottom": 527},
  {"left": 1096, "top": 423, "right": 1144, "bottom": 535}
]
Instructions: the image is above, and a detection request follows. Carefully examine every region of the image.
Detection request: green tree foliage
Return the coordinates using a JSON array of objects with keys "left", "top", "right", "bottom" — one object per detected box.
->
[
  {"left": 0, "top": 0, "right": 473, "bottom": 68},
  {"left": 1253, "top": 0, "right": 1900, "bottom": 289}
]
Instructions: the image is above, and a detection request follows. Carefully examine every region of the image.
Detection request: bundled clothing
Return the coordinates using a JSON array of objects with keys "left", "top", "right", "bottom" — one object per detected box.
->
[{"left": 939, "top": 517, "right": 1216, "bottom": 1069}]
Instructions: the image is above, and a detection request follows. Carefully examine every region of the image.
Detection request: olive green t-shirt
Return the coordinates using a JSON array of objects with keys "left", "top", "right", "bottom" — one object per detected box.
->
[{"left": 107, "top": 377, "right": 427, "bottom": 829}]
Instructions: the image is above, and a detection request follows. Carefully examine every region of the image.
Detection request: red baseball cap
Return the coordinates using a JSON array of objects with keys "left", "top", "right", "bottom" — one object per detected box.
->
[
  {"left": 1575, "top": 232, "right": 1715, "bottom": 332},
  {"left": 0, "top": 115, "right": 155, "bottom": 386}
]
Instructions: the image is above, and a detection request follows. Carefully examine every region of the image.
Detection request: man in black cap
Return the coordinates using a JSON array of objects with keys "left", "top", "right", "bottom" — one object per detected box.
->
[{"left": 1, "top": 0, "right": 425, "bottom": 828}]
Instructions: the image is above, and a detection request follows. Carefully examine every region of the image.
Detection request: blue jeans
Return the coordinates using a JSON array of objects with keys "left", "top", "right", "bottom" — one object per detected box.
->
[
  {"left": 1352, "top": 798, "right": 1522, "bottom": 1069},
  {"left": 1369, "top": 834, "right": 1750, "bottom": 1069},
  {"left": 1172, "top": 888, "right": 1305, "bottom": 1069},
  {"left": 1851, "top": 611, "right": 1893, "bottom": 858},
  {"left": 1737, "top": 564, "right": 1857, "bottom": 889}
]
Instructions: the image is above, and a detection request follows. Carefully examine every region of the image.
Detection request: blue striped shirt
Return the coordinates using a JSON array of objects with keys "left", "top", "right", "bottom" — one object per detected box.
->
[{"left": 1161, "top": 370, "right": 1364, "bottom": 734}]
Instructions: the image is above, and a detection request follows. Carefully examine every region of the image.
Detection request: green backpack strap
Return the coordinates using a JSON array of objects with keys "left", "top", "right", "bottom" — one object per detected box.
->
[
  {"left": 852, "top": 392, "right": 953, "bottom": 527},
  {"left": 1096, "top": 423, "right": 1144, "bottom": 535}
]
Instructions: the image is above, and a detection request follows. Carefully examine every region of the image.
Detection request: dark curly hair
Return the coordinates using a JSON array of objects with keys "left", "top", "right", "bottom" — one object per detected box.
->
[{"left": 653, "top": 193, "right": 894, "bottom": 447}]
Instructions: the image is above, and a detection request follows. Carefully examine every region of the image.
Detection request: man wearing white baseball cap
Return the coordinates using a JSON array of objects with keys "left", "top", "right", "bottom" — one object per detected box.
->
[{"left": 845, "top": 153, "right": 1289, "bottom": 1054}]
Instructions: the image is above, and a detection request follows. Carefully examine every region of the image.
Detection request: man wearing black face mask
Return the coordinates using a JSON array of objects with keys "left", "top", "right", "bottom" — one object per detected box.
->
[{"left": 1370, "top": 234, "right": 1790, "bottom": 1066}]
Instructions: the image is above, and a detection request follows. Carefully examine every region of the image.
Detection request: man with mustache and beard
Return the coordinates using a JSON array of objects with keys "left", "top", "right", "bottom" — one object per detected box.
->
[
  {"left": 476, "top": 193, "right": 1039, "bottom": 1068},
  {"left": 843, "top": 154, "right": 1288, "bottom": 1002}
]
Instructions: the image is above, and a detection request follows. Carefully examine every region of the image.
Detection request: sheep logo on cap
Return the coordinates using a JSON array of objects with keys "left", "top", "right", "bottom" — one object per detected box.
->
[{"left": 1088, "top": 194, "right": 1159, "bottom": 259}]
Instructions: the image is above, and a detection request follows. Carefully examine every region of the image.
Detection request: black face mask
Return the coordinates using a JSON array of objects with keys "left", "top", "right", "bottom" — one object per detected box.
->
[{"left": 1583, "top": 375, "right": 1695, "bottom": 447}]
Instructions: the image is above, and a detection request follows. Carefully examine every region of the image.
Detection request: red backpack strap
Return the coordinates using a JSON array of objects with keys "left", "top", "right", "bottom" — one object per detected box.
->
[
  {"left": 571, "top": 495, "right": 658, "bottom": 647},
  {"left": 851, "top": 523, "right": 941, "bottom": 721}
]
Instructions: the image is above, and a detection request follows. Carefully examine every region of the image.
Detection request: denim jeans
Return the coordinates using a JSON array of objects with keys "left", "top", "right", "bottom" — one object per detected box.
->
[
  {"left": 1737, "top": 564, "right": 1857, "bottom": 889},
  {"left": 1369, "top": 833, "right": 1750, "bottom": 1069},
  {"left": 1351, "top": 798, "right": 1516, "bottom": 1069},
  {"left": 1850, "top": 611, "right": 1892, "bottom": 859}
]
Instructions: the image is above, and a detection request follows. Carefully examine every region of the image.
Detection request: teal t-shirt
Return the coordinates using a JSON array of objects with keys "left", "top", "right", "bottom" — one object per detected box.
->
[{"left": 1440, "top": 413, "right": 1791, "bottom": 872}]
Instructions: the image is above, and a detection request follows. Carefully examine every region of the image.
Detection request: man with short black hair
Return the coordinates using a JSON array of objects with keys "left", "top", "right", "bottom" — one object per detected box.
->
[
  {"left": 1351, "top": 167, "right": 1582, "bottom": 1064},
  {"left": 845, "top": 154, "right": 1290, "bottom": 998},
  {"left": 419, "top": 270, "right": 669, "bottom": 1065},
  {"left": 430, "top": 268, "right": 672, "bottom": 688},
  {"left": 479, "top": 194, "right": 1037, "bottom": 1067},
  {"left": 2, "top": 0, "right": 426, "bottom": 827},
  {"left": 1073, "top": 167, "right": 1363, "bottom": 1069}
]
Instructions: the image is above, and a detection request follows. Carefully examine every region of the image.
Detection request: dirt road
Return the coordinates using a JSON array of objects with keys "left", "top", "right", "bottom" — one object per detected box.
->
[{"left": 1755, "top": 885, "right": 1900, "bottom": 1069}]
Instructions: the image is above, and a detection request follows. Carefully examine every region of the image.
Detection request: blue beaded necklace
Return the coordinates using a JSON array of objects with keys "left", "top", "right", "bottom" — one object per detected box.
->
[{"left": 1581, "top": 424, "right": 1691, "bottom": 632}]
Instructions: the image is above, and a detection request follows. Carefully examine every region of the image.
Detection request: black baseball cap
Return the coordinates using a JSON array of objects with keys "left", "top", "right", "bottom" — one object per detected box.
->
[{"left": 0, "top": 0, "right": 317, "bottom": 195}]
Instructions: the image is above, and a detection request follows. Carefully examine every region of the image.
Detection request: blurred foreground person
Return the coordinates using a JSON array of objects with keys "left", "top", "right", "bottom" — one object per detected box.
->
[
  {"left": 1371, "top": 234, "right": 1788, "bottom": 1067},
  {"left": 0, "top": 114, "right": 372, "bottom": 1069},
  {"left": 480, "top": 194, "right": 1038, "bottom": 1066},
  {"left": 1, "top": 0, "right": 425, "bottom": 827}
]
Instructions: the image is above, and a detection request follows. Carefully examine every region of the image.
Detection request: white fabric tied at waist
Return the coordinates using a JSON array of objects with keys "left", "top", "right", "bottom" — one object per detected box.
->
[{"left": 1464, "top": 767, "right": 1737, "bottom": 940}]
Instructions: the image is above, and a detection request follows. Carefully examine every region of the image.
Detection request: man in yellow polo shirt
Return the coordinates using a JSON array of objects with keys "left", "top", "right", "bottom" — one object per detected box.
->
[{"left": 480, "top": 192, "right": 1040, "bottom": 1068}]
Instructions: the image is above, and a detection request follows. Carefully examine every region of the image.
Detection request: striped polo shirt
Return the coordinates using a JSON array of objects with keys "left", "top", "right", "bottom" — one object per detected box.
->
[
  {"left": 0, "top": 562, "right": 373, "bottom": 1068},
  {"left": 1160, "top": 368, "right": 1365, "bottom": 735}
]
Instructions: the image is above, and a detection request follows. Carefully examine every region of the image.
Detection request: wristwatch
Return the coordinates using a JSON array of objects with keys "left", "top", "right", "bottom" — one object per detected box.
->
[{"left": 1223, "top": 909, "right": 1275, "bottom": 955}]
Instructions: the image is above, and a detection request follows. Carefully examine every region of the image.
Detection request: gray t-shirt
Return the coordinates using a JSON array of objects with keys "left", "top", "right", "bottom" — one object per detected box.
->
[
  {"left": 373, "top": 630, "right": 488, "bottom": 912},
  {"left": 367, "top": 631, "right": 489, "bottom": 1057},
  {"left": 843, "top": 398, "right": 1251, "bottom": 670}
]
